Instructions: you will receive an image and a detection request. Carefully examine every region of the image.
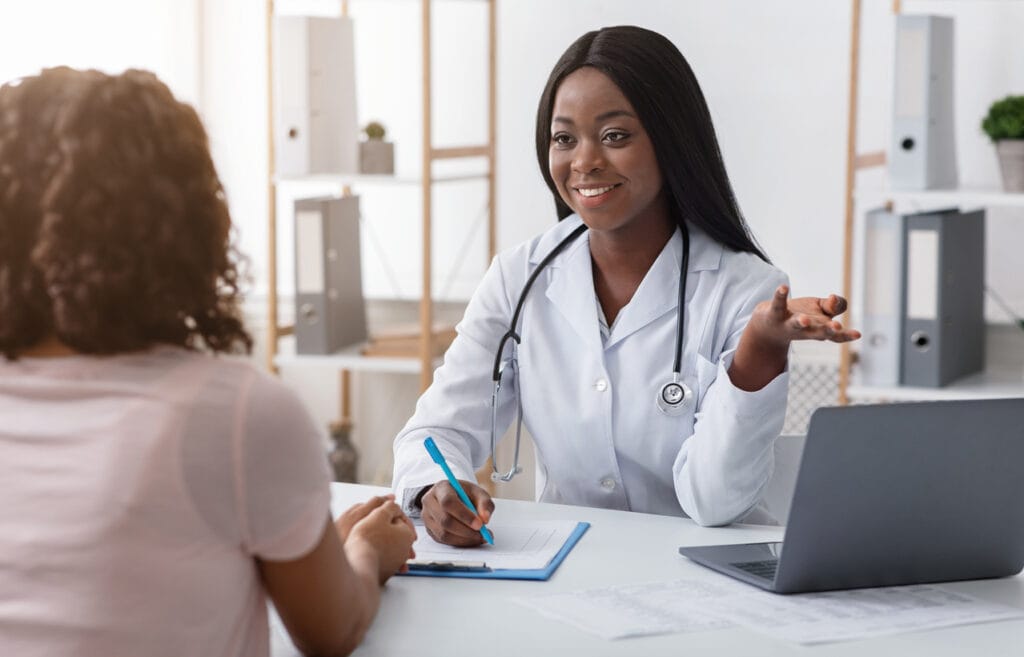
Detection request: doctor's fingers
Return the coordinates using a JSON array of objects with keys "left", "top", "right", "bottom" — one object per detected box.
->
[
  {"left": 421, "top": 506, "right": 488, "bottom": 547},
  {"left": 768, "top": 285, "right": 789, "bottom": 317},
  {"left": 788, "top": 314, "right": 861, "bottom": 342},
  {"left": 430, "top": 480, "right": 495, "bottom": 525},
  {"left": 817, "top": 294, "right": 848, "bottom": 318}
]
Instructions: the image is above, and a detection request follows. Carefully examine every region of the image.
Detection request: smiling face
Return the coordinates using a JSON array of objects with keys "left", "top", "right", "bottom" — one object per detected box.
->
[{"left": 548, "top": 66, "right": 669, "bottom": 237}]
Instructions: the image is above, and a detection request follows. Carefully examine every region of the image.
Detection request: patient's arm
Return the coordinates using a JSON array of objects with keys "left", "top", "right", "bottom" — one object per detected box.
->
[{"left": 258, "top": 499, "right": 416, "bottom": 657}]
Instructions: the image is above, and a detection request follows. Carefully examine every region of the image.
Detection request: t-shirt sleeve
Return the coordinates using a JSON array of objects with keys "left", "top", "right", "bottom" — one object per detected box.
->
[{"left": 236, "top": 371, "right": 333, "bottom": 561}]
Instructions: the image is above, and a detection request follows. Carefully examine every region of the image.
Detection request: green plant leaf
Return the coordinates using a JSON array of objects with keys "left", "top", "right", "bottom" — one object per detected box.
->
[
  {"left": 363, "top": 121, "right": 386, "bottom": 140},
  {"left": 981, "top": 95, "right": 1024, "bottom": 141}
]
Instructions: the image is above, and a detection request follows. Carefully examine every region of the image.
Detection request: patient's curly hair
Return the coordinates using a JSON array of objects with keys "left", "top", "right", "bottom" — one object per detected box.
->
[{"left": 0, "top": 67, "right": 251, "bottom": 358}]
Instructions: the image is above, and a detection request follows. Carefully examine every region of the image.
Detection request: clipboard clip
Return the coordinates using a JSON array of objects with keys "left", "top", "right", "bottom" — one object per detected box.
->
[{"left": 406, "top": 559, "right": 491, "bottom": 572}]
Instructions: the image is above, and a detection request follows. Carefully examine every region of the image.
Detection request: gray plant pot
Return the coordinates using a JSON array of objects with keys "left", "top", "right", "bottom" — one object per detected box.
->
[
  {"left": 995, "top": 139, "right": 1024, "bottom": 192},
  {"left": 360, "top": 140, "right": 394, "bottom": 175}
]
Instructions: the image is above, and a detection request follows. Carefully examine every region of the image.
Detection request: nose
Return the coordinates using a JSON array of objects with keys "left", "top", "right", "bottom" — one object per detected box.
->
[{"left": 571, "top": 138, "right": 604, "bottom": 174}]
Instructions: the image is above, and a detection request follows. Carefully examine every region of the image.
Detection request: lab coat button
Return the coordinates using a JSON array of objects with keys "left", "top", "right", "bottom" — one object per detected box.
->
[
  {"left": 594, "top": 378, "right": 608, "bottom": 392},
  {"left": 600, "top": 477, "right": 616, "bottom": 491}
]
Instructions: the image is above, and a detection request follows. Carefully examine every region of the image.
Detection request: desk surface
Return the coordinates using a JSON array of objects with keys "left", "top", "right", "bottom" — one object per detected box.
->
[{"left": 271, "top": 483, "right": 1024, "bottom": 657}]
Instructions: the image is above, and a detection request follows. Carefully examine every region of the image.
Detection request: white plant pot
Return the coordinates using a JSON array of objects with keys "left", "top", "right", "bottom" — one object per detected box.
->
[
  {"left": 359, "top": 140, "right": 394, "bottom": 175},
  {"left": 995, "top": 139, "right": 1024, "bottom": 192}
]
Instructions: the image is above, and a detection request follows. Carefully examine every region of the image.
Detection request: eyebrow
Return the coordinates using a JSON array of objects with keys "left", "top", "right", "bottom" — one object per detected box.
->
[{"left": 552, "top": 109, "right": 637, "bottom": 124}]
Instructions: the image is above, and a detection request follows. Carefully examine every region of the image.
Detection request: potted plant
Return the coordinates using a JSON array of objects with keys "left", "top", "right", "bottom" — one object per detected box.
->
[
  {"left": 359, "top": 120, "right": 394, "bottom": 175},
  {"left": 981, "top": 95, "right": 1024, "bottom": 192}
]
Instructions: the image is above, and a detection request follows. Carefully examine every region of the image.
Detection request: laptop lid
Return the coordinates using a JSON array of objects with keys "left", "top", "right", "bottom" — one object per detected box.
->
[{"left": 773, "top": 398, "right": 1024, "bottom": 593}]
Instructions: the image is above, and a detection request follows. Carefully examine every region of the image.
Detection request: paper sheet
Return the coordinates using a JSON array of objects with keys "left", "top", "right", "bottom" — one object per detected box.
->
[
  {"left": 411, "top": 520, "right": 578, "bottom": 570},
  {"left": 515, "top": 579, "right": 1024, "bottom": 643},
  {"left": 712, "top": 584, "right": 1024, "bottom": 644},
  {"left": 516, "top": 580, "right": 740, "bottom": 639}
]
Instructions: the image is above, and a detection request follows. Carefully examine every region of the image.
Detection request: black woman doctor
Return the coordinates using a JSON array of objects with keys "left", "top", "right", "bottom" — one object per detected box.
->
[{"left": 392, "top": 25, "right": 860, "bottom": 546}]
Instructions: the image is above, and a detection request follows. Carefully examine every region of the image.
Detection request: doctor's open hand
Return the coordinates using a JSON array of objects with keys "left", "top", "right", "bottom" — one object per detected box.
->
[
  {"left": 420, "top": 480, "right": 495, "bottom": 547},
  {"left": 729, "top": 285, "right": 861, "bottom": 392}
]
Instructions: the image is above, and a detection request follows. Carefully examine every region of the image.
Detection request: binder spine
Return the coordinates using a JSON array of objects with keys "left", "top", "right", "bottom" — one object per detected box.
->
[{"left": 859, "top": 209, "right": 905, "bottom": 387}]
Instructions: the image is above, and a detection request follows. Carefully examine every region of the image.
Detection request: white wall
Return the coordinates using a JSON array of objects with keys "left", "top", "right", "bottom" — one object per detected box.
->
[
  {"left": 497, "top": 0, "right": 1024, "bottom": 321},
  {"left": 212, "top": 0, "right": 1024, "bottom": 498},
  {"left": 496, "top": 0, "right": 851, "bottom": 299},
  {"left": 196, "top": 0, "right": 1024, "bottom": 334},
  {"left": 201, "top": 0, "right": 492, "bottom": 305},
  {"left": 854, "top": 0, "right": 1024, "bottom": 324},
  {"left": 0, "top": 0, "right": 200, "bottom": 102},
  {"left": 6, "top": 1, "right": 1023, "bottom": 495}
]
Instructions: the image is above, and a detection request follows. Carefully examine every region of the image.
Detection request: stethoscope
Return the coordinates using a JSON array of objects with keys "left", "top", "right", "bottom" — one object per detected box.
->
[{"left": 489, "top": 221, "right": 692, "bottom": 482}]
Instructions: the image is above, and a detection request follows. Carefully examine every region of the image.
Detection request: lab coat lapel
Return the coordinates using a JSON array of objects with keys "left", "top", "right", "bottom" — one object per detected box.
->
[
  {"left": 603, "top": 232, "right": 679, "bottom": 350},
  {"left": 603, "top": 227, "right": 722, "bottom": 350},
  {"left": 544, "top": 234, "right": 603, "bottom": 351}
]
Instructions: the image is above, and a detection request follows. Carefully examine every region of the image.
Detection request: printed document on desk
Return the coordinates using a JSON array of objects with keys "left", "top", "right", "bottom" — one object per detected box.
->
[
  {"left": 403, "top": 520, "right": 589, "bottom": 580},
  {"left": 516, "top": 579, "right": 1024, "bottom": 643}
]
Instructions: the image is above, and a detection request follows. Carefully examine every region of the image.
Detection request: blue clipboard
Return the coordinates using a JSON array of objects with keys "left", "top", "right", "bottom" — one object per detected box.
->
[{"left": 401, "top": 521, "right": 590, "bottom": 581}]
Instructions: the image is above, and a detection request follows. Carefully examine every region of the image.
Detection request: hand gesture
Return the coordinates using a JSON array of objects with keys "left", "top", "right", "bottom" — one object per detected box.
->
[
  {"left": 746, "top": 285, "right": 861, "bottom": 348},
  {"left": 420, "top": 480, "right": 495, "bottom": 547},
  {"left": 730, "top": 285, "right": 861, "bottom": 392}
]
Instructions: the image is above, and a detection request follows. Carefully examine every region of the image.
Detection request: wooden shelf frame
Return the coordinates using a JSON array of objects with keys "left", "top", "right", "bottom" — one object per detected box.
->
[
  {"left": 841, "top": 0, "right": 905, "bottom": 403},
  {"left": 263, "top": 0, "right": 498, "bottom": 398},
  {"left": 840, "top": 0, "right": 1024, "bottom": 403}
]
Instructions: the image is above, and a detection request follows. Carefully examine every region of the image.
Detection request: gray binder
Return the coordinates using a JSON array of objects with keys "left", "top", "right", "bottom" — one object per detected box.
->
[
  {"left": 901, "top": 208, "right": 985, "bottom": 386},
  {"left": 294, "top": 196, "right": 367, "bottom": 354}
]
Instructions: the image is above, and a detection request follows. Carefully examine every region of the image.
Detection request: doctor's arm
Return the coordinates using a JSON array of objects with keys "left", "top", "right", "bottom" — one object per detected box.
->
[
  {"left": 391, "top": 256, "right": 519, "bottom": 544},
  {"left": 671, "top": 270, "right": 787, "bottom": 527},
  {"left": 673, "top": 278, "right": 861, "bottom": 527}
]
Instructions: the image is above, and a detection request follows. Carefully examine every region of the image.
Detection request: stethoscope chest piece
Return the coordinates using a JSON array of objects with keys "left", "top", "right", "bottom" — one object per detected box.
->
[{"left": 657, "top": 379, "right": 693, "bottom": 416}]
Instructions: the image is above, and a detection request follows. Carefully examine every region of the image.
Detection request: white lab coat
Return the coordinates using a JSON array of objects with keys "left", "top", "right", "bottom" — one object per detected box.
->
[{"left": 392, "top": 214, "right": 789, "bottom": 526}]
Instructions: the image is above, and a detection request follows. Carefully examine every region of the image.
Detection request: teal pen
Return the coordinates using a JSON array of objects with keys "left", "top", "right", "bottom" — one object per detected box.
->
[{"left": 423, "top": 437, "right": 494, "bottom": 545}]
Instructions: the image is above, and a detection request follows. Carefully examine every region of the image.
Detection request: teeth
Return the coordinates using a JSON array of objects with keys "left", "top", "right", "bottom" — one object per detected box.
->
[{"left": 577, "top": 185, "right": 615, "bottom": 197}]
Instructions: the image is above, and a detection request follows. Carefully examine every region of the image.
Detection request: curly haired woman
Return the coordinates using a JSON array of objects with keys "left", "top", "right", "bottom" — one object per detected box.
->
[{"left": 0, "top": 67, "right": 415, "bottom": 657}]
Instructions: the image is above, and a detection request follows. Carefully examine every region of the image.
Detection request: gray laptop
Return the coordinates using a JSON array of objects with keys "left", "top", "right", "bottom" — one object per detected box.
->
[{"left": 679, "top": 398, "right": 1024, "bottom": 594}]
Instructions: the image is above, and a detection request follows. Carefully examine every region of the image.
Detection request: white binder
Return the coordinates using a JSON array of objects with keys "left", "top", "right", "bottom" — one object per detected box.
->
[
  {"left": 889, "top": 15, "right": 958, "bottom": 190},
  {"left": 859, "top": 208, "right": 905, "bottom": 387},
  {"left": 273, "top": 15, "right": 358, "bottom": 176}
]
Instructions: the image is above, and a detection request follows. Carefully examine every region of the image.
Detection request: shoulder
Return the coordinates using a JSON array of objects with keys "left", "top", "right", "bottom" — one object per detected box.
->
[
  {"left": 691, "top": 226, "right": 787, "bottom": 291},
  {"left": 475, "top": 215, "right": 587, "bottom": 304},
  {"left": 149, "top": 347, "right": 307, "bottom": 421},
  {"left": 494, "top": 214, "right": 587, "bottom": 272}
]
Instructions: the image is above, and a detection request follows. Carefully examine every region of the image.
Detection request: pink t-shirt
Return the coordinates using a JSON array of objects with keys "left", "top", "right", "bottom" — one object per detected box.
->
[{"left": 0, "top": 346, "right": 331, "bottom": 656}]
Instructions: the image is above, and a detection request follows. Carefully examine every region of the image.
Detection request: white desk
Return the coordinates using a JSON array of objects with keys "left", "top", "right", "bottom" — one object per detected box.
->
[{"left": 271, "top": 483, "right": 1024, "bottom": 657}]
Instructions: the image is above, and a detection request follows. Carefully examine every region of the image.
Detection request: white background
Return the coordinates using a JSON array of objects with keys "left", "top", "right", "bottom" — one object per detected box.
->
[{"left": 3, "top": 0, "right": 1023, "bottom": 494}]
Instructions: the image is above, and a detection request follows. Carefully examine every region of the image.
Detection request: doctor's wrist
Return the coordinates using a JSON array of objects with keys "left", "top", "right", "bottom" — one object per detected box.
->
[
  {"left": 412, "top": 485, "right": 432, "bottom": 510},
  {"left": 397, "top": 486, "right": 432, "bottom": 518}
]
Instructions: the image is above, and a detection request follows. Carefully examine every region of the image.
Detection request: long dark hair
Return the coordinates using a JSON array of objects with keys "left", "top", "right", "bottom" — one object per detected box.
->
[{"left": 535, "top": 25, "right": 768, "bottom": 261}]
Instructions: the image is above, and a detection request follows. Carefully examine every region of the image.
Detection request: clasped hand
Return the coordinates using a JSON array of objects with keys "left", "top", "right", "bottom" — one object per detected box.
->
[{"left": 336, "top": 494, "right": 418, "bottom": 582}]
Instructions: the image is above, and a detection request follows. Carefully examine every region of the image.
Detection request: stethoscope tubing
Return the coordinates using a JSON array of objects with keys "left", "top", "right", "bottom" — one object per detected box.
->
[
  {"left": 489, "top": 220, "right": 692, "bottom": 481},
  {"left": 493, "top": 221, "right": 690, "bottom": 384}
]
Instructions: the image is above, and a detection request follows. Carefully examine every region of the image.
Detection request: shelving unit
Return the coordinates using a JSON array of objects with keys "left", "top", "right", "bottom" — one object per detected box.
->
[
  {"left": 853, "top": 187, "right": 1024, "bottom": 209},
  {"left": 840, "top": 0, "right": 1024, "bottom": 403},
  {"left": 263, "top": 0, "right": 497, "bottom": 407}
]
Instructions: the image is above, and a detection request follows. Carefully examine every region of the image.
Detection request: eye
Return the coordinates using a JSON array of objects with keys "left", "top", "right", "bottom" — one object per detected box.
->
[
  {"left": 603, "top": 130, "right": 629, "bottom": 144},
  {"left": 551, "top": 132, "right": 575, "bottom": 147}
]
